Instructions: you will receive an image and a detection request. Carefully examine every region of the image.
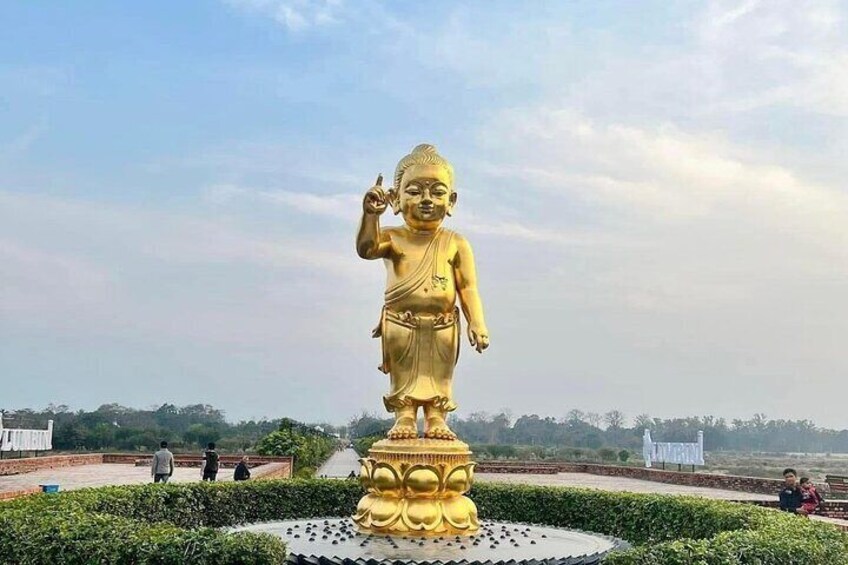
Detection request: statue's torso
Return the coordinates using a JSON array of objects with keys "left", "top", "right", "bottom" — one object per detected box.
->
[{"left": 382, "top": 227, "right": 457, "bottom": 315}]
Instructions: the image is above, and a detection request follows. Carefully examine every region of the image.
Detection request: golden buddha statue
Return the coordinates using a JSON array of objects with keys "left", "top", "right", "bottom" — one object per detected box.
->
[
  {"left": 353, "top": 144, "right": 488, "bottom": 535},
  {"left": 356, "top": 143, "right": 490, "bottom": 440}
]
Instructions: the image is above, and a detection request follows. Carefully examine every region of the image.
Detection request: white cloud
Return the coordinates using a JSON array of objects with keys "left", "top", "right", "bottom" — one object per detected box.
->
[
  {"left": 0, "top": 117, "right": 48, "bottom": 164},
  {"left": 224, "top": 0, "right": 344, "bottom": 31},
  {"left": 0, "top": 238, "right": 115, "bottom": 316},
  {"left": 0, "top": 191, "right": 362, "bottom": 346},
  {"left": 204, "top": 183, "right": 359, "bottom": 221},
  {"left": 481, "top": 108, "right": 848, "bottom": 253},
  {"left": 694, "top": 0, "right": 848, "bottom": 117}
]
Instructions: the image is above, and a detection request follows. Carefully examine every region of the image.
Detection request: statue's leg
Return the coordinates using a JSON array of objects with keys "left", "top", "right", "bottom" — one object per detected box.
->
[
  {"left": 423, "top": 404, "right": 456, "bottom": 440},
  {"left": 387, "top": 405, "right": 417, "bottom": 439}
]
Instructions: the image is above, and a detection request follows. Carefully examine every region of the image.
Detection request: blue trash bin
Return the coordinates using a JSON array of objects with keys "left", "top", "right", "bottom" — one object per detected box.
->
[{"left": 40, "top": 484, "right": 60, "bottom": 493}]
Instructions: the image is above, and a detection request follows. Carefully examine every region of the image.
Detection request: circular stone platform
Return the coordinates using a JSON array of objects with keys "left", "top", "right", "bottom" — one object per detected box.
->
[{"left": 234, "top": 518, "right": 629, "bottom": 565}]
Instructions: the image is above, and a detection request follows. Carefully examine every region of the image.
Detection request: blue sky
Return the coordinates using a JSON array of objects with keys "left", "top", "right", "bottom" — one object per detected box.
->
[{"left": 2, "top": 1, "right": 848, "bottom": 428}]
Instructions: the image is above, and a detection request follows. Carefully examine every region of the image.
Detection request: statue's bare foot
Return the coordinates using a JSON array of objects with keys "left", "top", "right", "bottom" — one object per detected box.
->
[
  {"left": 387, "top": 417, "right": 417, "bottom": 440},
  {"left": 424, "top": 419, "right": 457, "bottom": 440}
]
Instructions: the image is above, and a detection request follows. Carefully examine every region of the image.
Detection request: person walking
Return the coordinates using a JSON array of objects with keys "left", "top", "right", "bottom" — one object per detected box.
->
[
  {"left": 151, "top": 441, "right": 174, "bottom": 483},
  {"left": 234, "top": 455, "right": 251, "bottom": 481},
  {"left": 201, "top": 442, "right": 220, "bottom": 482}
]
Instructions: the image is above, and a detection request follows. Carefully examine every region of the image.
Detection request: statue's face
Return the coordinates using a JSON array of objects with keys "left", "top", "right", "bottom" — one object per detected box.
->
[{"left": 398, "top": 164, "right": 456, "bottom": 230}]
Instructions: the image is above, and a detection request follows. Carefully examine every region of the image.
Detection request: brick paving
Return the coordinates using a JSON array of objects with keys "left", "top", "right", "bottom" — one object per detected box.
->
[
  {"left": 476, "top": 471, "right": 776, "bottom": 501},
  {"left": 0, "top": 463, "right": 235, "bottom": 493},
  {"left": 476, "top": 472, "right": 848, "bottom": 529}
]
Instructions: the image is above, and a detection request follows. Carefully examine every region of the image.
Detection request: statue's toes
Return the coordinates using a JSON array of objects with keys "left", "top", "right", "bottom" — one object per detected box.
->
[
  {"left": 390, "top": 426, "right": 417, "bottom": 440},
  {"left": 425, "top": 427, "right": 454, "bottom": 440}
]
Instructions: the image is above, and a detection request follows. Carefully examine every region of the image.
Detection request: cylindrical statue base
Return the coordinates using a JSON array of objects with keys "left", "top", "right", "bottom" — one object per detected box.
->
[{"left": 353, "top": 438, "right": 479, "bottom": 536}]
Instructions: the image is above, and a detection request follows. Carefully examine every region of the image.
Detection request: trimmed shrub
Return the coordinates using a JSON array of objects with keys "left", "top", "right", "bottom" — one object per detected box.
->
[
  {"left": 0, "top": 507, "right": 284, "bottom": 564},
  {"left": 472, "top": 483, "right": 848, "bottom": 564},
  {"left": 1, "top": 480, "right": 846, "bottom": 564}
]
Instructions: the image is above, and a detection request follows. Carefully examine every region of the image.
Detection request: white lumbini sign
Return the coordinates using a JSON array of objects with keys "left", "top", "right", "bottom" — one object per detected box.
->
[
  {"left": 642, "top": 429, "right": 704, "bottom": 468},
  {"left": 0, "top": 414, "right": 54, "bottom": 452}
]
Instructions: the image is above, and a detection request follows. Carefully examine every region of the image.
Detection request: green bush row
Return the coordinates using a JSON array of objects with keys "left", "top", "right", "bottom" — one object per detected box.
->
[
  {"left": 2, "top": 479, "right": 846, "bottom": 564},
  {"left": 472, "top": 483, "right": 848, "bottom": 564},
  {"left": 0, "top": 506, "right": 284, "bottom": 564}
]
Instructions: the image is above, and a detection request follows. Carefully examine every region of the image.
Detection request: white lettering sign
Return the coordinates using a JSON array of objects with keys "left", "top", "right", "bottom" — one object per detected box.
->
[
  {"left": 0, "top": 414, "right": 53, "bottom": 452},
  {"left": 642, "top": 429, "right": 704, "bottom": 468}
]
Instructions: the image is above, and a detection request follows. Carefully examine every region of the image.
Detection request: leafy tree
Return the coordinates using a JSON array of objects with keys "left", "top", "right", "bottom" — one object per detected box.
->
[
  {"left": 604, "top": 410, "right": 626, "bottom": 430},
  {"left": 256, "top": 421, "right": 335, "bottom": 473}
]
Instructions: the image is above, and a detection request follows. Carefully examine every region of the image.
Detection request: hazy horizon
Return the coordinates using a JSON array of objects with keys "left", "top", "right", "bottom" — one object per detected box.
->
[
  {"left": 3, "top": 2, "right": 848, "bottom": 429},
  {"left": 2, "top": 401, "right": 846, "bottom": 435}
]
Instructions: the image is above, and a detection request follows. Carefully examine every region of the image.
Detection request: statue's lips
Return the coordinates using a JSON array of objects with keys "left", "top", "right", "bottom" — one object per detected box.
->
[{"left": 418, "top": 205, "right": 435, "bottom": 214}]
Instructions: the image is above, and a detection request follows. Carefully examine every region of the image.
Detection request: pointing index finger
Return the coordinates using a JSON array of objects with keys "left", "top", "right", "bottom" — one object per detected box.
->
[{"left": 376, "top": 173, "right": 383, "bottom": 187}]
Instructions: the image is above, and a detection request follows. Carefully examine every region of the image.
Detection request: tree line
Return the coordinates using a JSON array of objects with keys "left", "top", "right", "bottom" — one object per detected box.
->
[
  {"left": 5, "top": 403, "right": 847, "bottom": 455},
  {"left": 349, "top": 411, "right": 848, "bottom": 454},
  {"left": 0, "top": 404, "right": 344, "bottom": 453}
]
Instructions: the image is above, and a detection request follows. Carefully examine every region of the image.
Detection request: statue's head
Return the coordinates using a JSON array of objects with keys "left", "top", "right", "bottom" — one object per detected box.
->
[{"left": 389, "top": 144, "right": 456, "bottom": 231}]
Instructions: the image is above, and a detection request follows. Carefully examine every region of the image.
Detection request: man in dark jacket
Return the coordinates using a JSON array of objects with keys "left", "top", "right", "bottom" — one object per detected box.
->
[
  {"left": 234, "top": 456, "right": 251, "bottom": 481},
  {"left": 201, "top": 442, "right": 220, "bottom": 481},
  {"left": 779, "top": 468, "right": 803, "bottom": 513}
]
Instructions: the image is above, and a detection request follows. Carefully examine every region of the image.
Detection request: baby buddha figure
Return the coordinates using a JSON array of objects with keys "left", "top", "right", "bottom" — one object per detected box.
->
[{"left": 356, "top": 144, "right": 489, "bottom": 441}]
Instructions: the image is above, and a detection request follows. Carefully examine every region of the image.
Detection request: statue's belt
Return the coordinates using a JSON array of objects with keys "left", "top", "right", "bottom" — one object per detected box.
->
[{"left": 384, "top": 307, "right": 459, "bottom": 330}]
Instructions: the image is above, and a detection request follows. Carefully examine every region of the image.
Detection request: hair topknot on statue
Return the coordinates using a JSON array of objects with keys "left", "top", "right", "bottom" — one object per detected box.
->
[{"left": 393, "top": 143, "right": 455, "bottom": 190}]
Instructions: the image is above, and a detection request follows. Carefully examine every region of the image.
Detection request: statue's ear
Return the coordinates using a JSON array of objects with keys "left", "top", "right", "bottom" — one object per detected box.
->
[
  {"left": 446, "top": 191, "right": 458, "bottom": 217},
  {"left": 387, "top": 188, "right": 401, "bottom": 215}
]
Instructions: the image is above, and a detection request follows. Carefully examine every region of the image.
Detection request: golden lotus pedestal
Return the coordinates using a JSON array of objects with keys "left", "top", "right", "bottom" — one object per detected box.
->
[{"left": 353, "top": 438, "right": 478, "bottom": 536}]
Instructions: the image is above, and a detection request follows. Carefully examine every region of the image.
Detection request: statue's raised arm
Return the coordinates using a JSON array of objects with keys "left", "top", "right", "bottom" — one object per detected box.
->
[{"left": 356, "top": 174, "right": 392, "bottom": 260}]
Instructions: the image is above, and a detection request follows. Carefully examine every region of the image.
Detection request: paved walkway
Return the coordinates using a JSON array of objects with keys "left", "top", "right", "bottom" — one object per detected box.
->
[
  {"left": 0, "top": 464, "right": 236, "bottom": 493},
  {"left": 476, "top": 472, "right": 848, "bottom": 530},
  {"left": 317, "top": 448, "right": 361, "bottom": 478},
  {"left": 476, "top": 472, "right": 776, "bottom": 501}
]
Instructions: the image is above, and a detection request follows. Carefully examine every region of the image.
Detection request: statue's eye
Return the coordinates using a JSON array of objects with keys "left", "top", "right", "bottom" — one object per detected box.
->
[
  {"left": 405, "top": 184, "right": 421, "bottom": 195},
  {"left": 431, "top": 184, "right": 448, "bottom": 197}
]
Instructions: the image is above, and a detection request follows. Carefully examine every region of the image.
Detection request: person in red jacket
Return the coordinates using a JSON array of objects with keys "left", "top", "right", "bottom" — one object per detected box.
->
[{"left": 799, "top": 477, "right": 824, "bottom": 516}]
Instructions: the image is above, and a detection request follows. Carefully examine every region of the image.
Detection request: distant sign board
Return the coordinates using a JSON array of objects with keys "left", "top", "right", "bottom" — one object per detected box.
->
[
  {"left": 0, "top": 414, "right": 53, "bottom": 452},
  {"left": 642, "top": 429, "right": 704, "bottom": 468}
]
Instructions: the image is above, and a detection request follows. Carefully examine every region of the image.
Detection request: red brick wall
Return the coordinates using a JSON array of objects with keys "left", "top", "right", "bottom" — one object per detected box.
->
[
  {"left": 1, "top": 453, "right": 294, "bottom": 476},
  {"left": 820, "top": 500, "right": 848, "bottom": 520},
  {"left": 0, "top": 454, "right": 103, "bottom": 476},
  {"left": 578, "top": 463, "right": 785, "bottom": 496},
  {"left": 0, "top": 487, "right": 42, "bottom": 501},
  {"left": 111, "top": 454, "right": 294, "bottom": 469},
  {"left": 477, "top": 460, "right": 787, "bottom": 495},
  {"left": 476, "top": 461, "right": 559, "bottom": 474},
  {"left": 252, "top": 462, "right": 293, "bottom": 480}
]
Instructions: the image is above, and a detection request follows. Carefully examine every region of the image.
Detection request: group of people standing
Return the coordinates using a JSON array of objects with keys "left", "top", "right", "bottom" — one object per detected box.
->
[
  {"left": 779, "top": 468, "right": 824, "bottom": 516},
  {"left": 150, "top": 441, "right": 251, "bottom": 484}
]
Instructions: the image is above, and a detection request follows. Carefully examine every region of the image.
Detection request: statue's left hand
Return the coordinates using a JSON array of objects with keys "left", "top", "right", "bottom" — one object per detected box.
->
[{"left": 468, "top": 323, "right": 489, "bottom": 353}]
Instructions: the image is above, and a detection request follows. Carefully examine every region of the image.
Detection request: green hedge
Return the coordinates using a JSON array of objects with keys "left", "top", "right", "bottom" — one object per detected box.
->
[
  {"left": 472, "top": 483, "right": 848, "bottom": 564},
  {"left": 1, "top": 480, "right": 846, "bottom": 564},
  {"left": 0, "top": 506, "right": 284, "bottom": 564}
]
